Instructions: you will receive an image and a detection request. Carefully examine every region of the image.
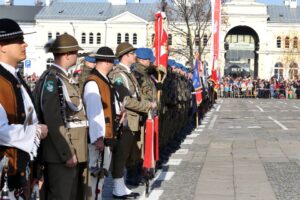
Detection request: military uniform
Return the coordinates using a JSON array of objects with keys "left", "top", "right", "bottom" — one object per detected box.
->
[{"left": 33, "top": 34, "right": 88, "bottom": 200}]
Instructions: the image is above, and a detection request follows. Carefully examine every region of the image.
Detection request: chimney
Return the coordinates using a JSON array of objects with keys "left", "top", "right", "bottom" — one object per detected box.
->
[
  {"left": 290, "top": 0, "right": 297, "bottom": 8},
  {"left": 35, "top": 0, "right": 42, "bottom": 6},
  {"left": 4, "top": 0, "right": 14, "bottom": 6},
  {"left": 284, "top": 0, "right": 289, "bottom": 5},
  {"left": 107, "top": 0, "right": 126, "bottom": 5},
  {"left": 45, "top": 0, "right": 53, "bottom": 6}
]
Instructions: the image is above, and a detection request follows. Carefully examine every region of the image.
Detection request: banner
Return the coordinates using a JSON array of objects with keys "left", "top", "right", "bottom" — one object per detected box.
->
[
  {"left": 192, "top": 58, "right": 202, "bottom": 105},
  {"left": 211, "top": 0, "right": 221, "bottom": 60},
  {"left": 154, "top": 12, "right": 168, "bottom": 70}
]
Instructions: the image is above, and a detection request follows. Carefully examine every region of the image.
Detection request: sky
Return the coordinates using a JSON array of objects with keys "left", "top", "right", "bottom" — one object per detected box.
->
[{"left": 1, "top": 0, "right": 299, "bottom": 6}]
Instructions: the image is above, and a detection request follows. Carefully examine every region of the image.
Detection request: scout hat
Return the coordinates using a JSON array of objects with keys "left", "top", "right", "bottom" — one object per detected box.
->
[
  {"left": 93, "top": 46, "right": 116, "bottom": 61},
  {"left": 0, "top": 18, "right": 32, "bottom": 43},
  {"left": 136, "top": 48, "right": 156, "bottom": 63},
  {"left": 115, "top": 42, "right": 136, "bottom": 58},
  {"left": 48, "top": 33, "right": 83, "bottom": 53}
]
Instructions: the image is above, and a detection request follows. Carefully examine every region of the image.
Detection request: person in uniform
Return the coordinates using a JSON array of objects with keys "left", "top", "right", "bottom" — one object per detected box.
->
[
  {"left": 130, "top": 48, "right": 157, "bottom": 184},
  {"left": 78, "top": 54, "right": 96, "bottom": 91},
  {"left": 33, "top": 33, "right": 88, "bottom": 200},
  {"left": 0, "top": 18, "right": 48, "bottom": 199},
  {"left": 83, "top": 46, "right": 124, "bottom": 200},
  {"left": 108, "top": 42, "right": 156, "bottom": 199}
]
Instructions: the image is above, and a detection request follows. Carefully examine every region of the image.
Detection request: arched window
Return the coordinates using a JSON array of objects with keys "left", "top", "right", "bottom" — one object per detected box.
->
[
  {"left": 285, "top": 36, "right": 290, "bottom": 48},
  {"left": 289, "top": 62, "right": 298, "bottom": 80},
  {"left": 117, "top": 33, "right": 121, "bottom": 44},
  {"left": 125, "top": 33, "right": 129, "bottom": 42},
  {"left": 203, "top": 34, "right": 208, "bottom": 47},
  {"left": 168, "top": 34, "right": 172, "bottom": 45},
  {"left": 276, "top": 36, "right": 281, "bottom": 48},
  {"left": 81, "top": 33, "right": 86, "bottom": 44},
  {"left": 133, "top": 33, "right": 137, "bottom": 45},
  {"left": 56, "top": 32, "right": 60, "bottom": 38},
  {"left": 293, "top": 37, "right": 298, "bottom": 49},
  {"left": 152, "top": 34, "right": 155, "bottom": 45},
  {"left": 46, "top": 58, "right": 54, "bottom": 70},
  {"left": 274, "top": 62, "right": 284, "bottom": 80},
  {"left": 89, "top": 33, "right": 94, "bottom": 44},
  {"left": 48, "top": 32, "right": 52, "bottom": 40},
  {"left": 97, "top": 33, "right": 101, "bottom": 44}
]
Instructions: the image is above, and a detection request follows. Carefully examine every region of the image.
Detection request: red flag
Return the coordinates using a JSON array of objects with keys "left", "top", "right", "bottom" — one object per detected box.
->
[
  {"left": 143, "top": 116, "right": 154, "bottom": 169},
  {"left": 211, "top": 56, "right": 219, "bottom": 89},
  {"left": 211, "top": 0, "right": 221, "bottom": 60},
  {"left": 154, "top": 12, "right": 168, "bottom": 70}
]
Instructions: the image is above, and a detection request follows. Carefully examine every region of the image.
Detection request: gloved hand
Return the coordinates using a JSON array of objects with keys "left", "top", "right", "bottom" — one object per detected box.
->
[{"left": 157, "top": 65, "right": 167, "bottom": 83}]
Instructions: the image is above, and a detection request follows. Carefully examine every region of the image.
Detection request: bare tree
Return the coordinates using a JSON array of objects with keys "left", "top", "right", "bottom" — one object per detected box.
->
[{"left": 164, "top": 0, "right": 227, "bottom": 68}]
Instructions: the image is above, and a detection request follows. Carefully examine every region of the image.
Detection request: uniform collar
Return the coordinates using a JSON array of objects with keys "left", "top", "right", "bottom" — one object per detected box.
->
[
  {"left": 119, "top": 62, "right": 131, "bottom": 73},
  {"left": 51, "top": 63, "right": 70, "bottom": 78},
  {"left": 0, "top": 61, "right": 18, "bottom": 79}
]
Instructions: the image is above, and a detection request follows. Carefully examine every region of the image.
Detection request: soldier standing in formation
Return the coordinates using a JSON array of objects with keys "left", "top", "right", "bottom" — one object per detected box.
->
[
  {"left": 83, "top": 46, "right": 124, "bottom": 200},
  {"left": 108, "top": 42, "right": 156, "bottom": 199},
  {"left": 33, "top": 33, "right": 88, "bottom": 200},
  {"left": 0, "top": 18, "right": 48, "bottom": 199}
]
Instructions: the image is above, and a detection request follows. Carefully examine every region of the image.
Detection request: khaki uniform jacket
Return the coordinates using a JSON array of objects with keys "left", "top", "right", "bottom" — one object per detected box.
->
[
  {"left": 34, "top": 66, "right": 88, "bottom": 163},
  {"left": 108, "top": 64, "right": 150, "bottom": 132}
]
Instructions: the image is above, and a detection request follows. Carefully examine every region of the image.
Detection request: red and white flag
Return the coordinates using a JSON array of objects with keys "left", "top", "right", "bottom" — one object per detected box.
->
[
  {"left": 154, "top": 11, "right": 168, "bottom": 70},
  {"left": 211, "top": 0, "right": 221, "bottom": 88}
]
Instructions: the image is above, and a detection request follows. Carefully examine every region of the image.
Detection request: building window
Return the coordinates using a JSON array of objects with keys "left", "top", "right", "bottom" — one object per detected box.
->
[
  {"left": 168, "top": 34, "right": 172, "bottom": 45},
  {"left": 82, "top": 33, "right": 86, "bottom": 44},
  {"left": 89, "top": 33, "right": 94, "bottom": 44},
  {"left": 152, "top": 34, "right": 155, "bottom": 45},
  {"left": 203, "top": 34, "right": 208, "bottom": 47},
  {"left": 48, "top": 32, "right": 52, "bottom": 40},
  {"left": 117, "top": 33, "right": 121, "bottom": 44},
  {"left": 285, "top": 36, "right": 290, "bottom": 48},
  {"left": 274, "top": 62, "right": 284, "bottom": 80},
  {"left": 125, "top": 33, "right": 129, "bottom": 42},
  {"left": 289, "top": 62, "right": 298, "bottom": 80},
  {"left": 293, "top": 37, "right": 298, "bottom": 49},
  {"left": 276, "top": 36, "right": 281, "bottom": 48},
  {"left": 133, "top": 33, "right": 137, "bottom": 45},
  {"left": 96, "top": 33, "right": 101, "bottom": 44},
  {"left": 195, "top": 34, "right": 200, "bottom": 46},
  {"left": 56, "top": 32, "right": 60, "bottom": 38},
  {"left": 46, "top": 58, "right": 54, "bottom": 70}
]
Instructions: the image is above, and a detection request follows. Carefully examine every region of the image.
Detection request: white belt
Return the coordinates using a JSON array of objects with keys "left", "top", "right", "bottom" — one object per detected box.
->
[{"left": 66, "top": 120, "right": 89, "bottom": 129}]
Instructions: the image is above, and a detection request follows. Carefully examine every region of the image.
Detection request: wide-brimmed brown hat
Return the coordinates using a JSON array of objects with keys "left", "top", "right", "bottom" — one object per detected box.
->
[
  {"left": 115, "top": 42, "right": 136, "bottom": 58},
  {"left": 48, "top": 33, "right": 83, "bottom": 53},
  {"left": 0, "top": 18, "right": 34, "bottom": 43},
  {"left": 93, "top": 46, "right": 116, "bottom": 61}
]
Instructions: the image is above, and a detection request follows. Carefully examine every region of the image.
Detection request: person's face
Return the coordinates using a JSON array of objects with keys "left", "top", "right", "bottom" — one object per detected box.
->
[
  {"left": 0, "top": 37, "right": 28, "bottom": 65},
  {"left": 66, "top": 51, "right": 78, "bottom": 67},
  {"left": 126, "top": 51, "right": 136, "bottom": 65}
]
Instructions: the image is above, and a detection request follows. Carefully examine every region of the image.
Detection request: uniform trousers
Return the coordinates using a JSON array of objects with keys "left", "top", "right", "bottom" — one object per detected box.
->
[
  {"left": 45, "top": 162, "right": 88, "bottom": 200},
  {"left": 88, "top": 144, "right": 112, "bottom": 200},
  {"left": 111, "top": 129, "right": 141, "bottom": 178}
]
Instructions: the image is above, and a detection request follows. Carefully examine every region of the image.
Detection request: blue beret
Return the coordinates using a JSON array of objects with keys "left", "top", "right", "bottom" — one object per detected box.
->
[
  {"left": 85, "top": 56, "right": 96, "bottom": 63},
  {"left": 136, "top": 48, "right": 156, "bottom": 63},
  {"left": 168, "top": 59, "right": 175, "bottom": 67}
]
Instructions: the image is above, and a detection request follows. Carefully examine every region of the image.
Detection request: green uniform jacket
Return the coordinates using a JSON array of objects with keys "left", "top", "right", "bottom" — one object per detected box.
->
[
  {"left": 108, "top": 64, "right": 150, "bottom": 132},
  {"left": 34, "top": 66, "right": 88, "bottom": 163}
]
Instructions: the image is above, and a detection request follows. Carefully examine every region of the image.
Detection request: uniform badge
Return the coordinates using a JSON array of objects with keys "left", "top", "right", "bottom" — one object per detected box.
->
[
  {"left": 44, "top": 80, "right": 54, "bottom": 92},
  {"left": 115, "top": 77, "right": 123, "bottom": 86}
]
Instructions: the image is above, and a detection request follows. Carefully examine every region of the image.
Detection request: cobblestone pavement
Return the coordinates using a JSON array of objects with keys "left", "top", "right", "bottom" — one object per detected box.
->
[{"left": 102, "top": 98, "right": 300, "bottom": 200}]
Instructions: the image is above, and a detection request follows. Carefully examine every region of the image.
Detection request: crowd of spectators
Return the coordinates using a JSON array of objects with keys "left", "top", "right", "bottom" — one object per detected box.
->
[{"left": 219, "top": 76, "right": 300, "bottom": 99}]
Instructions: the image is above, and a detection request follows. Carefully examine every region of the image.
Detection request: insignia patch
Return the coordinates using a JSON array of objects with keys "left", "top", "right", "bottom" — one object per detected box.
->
[
  {"left": 115, "top": 77, "right": 123, "bottom": 86},
  {"left": 44, "top": 80, "right": 54, "bottom": 92}
]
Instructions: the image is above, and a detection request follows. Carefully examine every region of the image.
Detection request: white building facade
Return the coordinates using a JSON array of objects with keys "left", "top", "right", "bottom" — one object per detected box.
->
[{"left": 1, "top": 0, "right": 299, "bottom": 80}]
